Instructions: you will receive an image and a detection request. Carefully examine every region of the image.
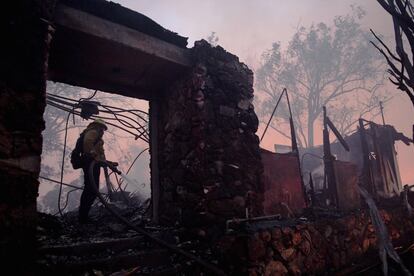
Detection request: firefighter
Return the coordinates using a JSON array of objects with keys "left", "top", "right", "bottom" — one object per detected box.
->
[{"left": 78, "top": 119, "right": 113, "bottom": 223}]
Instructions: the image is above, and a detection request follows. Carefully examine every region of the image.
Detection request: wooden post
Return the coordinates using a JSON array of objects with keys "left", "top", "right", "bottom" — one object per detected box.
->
[
  {"left": 358, "top": 119, "right": 375, "bottom": 196},
  {"left": 286, "top": 90, "right": 308, "bottom": 207},
  {"left": 323, "top": 106, "right": 338, "bottom": 207},
  {"left": 149, "top": 100, "right": 160, "bottom": 224},
  {"left": 370, "top": 123, "right": 386, "bottom": 196}
]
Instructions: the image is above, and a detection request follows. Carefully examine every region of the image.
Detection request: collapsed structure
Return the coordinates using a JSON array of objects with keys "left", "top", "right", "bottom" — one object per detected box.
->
[
  {"left": 1, "top": 0, "right": 414, "bottom": 275},
  {"left": 301, "top": 120, "right": 412, "bottom": 206}
]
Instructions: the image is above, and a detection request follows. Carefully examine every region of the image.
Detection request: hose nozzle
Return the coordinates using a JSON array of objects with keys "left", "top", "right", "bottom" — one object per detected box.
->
[{"left": 101, "top": 160, "right": 121, "bottom": 175}]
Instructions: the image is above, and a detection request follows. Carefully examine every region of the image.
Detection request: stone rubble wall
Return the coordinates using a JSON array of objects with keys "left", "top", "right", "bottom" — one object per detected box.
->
[
  {"left": 158, "top": 40, "right": 264, "bottom": 237},
  {"left": 0, "top": 0, "right": 55, "bottom": 271},
  {"left": 220, "top": 207, "right": 414, "bottom": 275}
]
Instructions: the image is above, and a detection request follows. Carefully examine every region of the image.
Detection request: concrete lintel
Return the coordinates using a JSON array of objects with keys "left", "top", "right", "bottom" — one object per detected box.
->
[{"left": 54, "top": 4, "right": 191, "bottom": 68}]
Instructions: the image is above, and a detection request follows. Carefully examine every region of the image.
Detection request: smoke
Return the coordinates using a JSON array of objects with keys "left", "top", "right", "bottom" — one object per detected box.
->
[{"left": 111, "top": 0, "right": 414, "bottom": 184}]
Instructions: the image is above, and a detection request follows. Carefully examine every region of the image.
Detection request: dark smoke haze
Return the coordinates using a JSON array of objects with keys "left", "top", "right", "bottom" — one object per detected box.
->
[{"left": 112, "top": 0, "right": 414, "bottom": 184}]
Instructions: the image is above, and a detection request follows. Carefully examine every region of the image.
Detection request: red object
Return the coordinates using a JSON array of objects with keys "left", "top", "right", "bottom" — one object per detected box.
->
[
  {"left": 334, "top": 160, "right": 360, "bottom": 211},
  {"left": 260, "top": 149, "right": 306, "bottom": 215}
]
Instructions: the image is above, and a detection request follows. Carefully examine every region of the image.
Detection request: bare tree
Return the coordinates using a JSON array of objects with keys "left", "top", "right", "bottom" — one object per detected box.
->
[
  {"left": 256, "top": 7, "right": 388, "bottom": 148},
  {"left": 371, "top": 0, "right": 414, "bottom": 107}
]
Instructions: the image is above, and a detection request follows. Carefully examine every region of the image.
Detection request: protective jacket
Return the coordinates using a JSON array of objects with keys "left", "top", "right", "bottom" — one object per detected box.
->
[{"left": 82, "top": 123, "right": 106, "bottom": 162}]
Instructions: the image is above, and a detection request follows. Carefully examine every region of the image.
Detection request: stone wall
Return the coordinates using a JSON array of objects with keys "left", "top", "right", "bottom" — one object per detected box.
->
[
  {"left": 158, "top": 40, "right": 264, "bottom": 237},
  {"left": 0, "top": 0, "right": 55, "bottom": 271},
  {"left": 219, "top": 207, "right": 414, "bottom": 275}
]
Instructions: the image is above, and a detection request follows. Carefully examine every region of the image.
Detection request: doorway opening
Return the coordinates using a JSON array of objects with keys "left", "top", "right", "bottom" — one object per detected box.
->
[{"left": 38, "top": 81, "right": 150, "bottom": 215}]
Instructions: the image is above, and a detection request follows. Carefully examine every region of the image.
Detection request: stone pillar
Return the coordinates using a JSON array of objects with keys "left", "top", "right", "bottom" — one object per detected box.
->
[
  {"left": 0, "top": 0, "right": 55, "bottom": 272},
  {"left": 158, "top": 40, "right": 264, "bottom": 238}
]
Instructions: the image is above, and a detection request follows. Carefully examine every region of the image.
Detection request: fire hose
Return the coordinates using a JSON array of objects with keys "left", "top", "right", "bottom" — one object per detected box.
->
[{"left": 88, "top": 160, "right": 226, "bottom": 276}]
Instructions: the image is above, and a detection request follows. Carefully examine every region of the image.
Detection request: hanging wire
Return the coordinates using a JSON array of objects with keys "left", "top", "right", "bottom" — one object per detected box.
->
[
  {"left": 100, "top": 105, "right": 147, "bottom": 132},
  {"left": 56, "top": 108, "right": 73, "bottom": 216},
  {"left": 125, "top": 148, "right": 149, "bottom": 176},
  {"left": 260, "top": 88, "right": 287, "bottom": 142},
  {"left": 100, "top": 103, "right": 149, "bottom": 120},
  {"left": 45, "top": 91, "right": 150, "bottom": 214},
  {"left": 46, "top": 92, "right": 149, "bottom": 116},
  {"left": 47, "top": 93, "right": 149, "bottom": 130},
  {"left": 78, "top": 89, "right": 98, "bottom": 102},
  {"left": 46, "top": 99, "right": 150, "bottom": 143},
  {"left": 59, "top": 188, "right": 79, "bottom": 214},
  {"left": 40, "top": 175, "right": 83, "bottom": 190},
  {"left": 46, "top": 93, "right": 150, "bottom": 143},
  {"left": 119, "top": 148, "right": 149, "bottom": 189}
]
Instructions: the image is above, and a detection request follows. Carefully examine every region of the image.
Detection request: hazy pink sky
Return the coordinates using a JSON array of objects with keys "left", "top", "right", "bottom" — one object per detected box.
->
[{"left": 111, "top": 0, "right": 414, "bottom": 183}]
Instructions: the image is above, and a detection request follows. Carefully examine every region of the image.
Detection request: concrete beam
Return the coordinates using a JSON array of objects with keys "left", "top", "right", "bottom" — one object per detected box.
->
[
  {"left": 48, "top": 4, "right": 192, "bottom": 100},
  {"left": 55, "top": 4, "right": 191, "bottom": 67}
]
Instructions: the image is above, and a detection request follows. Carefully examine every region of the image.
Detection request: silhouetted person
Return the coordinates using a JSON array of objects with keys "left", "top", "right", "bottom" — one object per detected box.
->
[{"left": 78, "top": 119, "right": 107, "bottom": 223}]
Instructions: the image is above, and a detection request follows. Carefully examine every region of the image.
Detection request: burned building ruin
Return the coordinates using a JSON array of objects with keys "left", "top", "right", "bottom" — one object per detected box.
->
[{"left": 2, "top": 0, "right": 414, "bottom": 275}]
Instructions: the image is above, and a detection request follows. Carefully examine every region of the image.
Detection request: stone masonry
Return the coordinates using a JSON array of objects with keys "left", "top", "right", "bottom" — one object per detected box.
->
[
  {"left": 4, "top": 2, "right": 414, "bottom": 275},
  {"left": 218, "top": 206, "right": 414, "bottom": 275},
  {"left": 158, "top": 40, "right": 264, "bottom": 238},
  {"left": 0, "top": 0, "right": 56, "bottom": 272}
]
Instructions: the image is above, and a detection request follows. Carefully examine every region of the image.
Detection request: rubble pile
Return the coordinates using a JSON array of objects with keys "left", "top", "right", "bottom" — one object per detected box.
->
[
  {"left": 158, "top": 40, "right": 264, "bottom": 237},
  {"left": 36, "top": 201, "right": 156, "bottom": 273},
  {"left": 35, "top": 201, "right": 219, "bottom": 275},
  {"left": 220, "top": 206, "right": 414, "bottom": 275}
]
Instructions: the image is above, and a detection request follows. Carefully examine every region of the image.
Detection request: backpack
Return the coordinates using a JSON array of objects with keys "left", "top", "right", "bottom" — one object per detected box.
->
[
  {"left": 70, "top": 131, "right": 100, "bottom": 169},
  {"left": 70, "top": 133, "right": 86, "bottom": 169}
]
